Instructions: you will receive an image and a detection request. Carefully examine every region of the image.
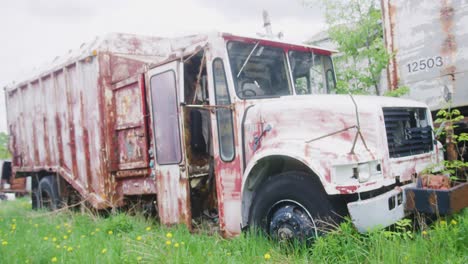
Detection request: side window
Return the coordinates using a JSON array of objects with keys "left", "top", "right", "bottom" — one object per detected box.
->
[
  {"left": 150, "top": 70, "right": 182, "bottom": 165},
  {"left": 213, "top": 59, "right": 235, "bottom": 161}
]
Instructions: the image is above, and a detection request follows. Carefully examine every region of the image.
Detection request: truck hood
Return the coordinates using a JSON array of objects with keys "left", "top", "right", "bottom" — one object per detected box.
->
[{"left": 242, "top": 94, "right": 429, "bottom": 172}]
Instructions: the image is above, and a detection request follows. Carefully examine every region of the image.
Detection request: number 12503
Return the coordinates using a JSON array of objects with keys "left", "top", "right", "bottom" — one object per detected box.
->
[{"left": 407, "top": 56, "right": 443, "bottom": 73}]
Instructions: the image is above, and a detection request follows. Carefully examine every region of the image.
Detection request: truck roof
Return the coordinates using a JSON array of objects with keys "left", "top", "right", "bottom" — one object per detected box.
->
[{"left": 4, "top": 32, "right": 336, "bottom": 93}]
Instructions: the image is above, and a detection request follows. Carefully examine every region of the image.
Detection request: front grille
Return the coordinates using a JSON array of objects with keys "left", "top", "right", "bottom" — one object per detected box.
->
[{"left": 383, "top": 107, "right": 433, "bottom": 158}]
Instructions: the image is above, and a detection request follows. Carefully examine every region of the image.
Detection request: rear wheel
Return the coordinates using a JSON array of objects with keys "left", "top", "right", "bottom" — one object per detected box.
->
[
  {"left": 249, "top": 172, "right": 336, "bottom": 242},
  {"left": 37, "top": 176, "right": 61, "bottom": 210}
]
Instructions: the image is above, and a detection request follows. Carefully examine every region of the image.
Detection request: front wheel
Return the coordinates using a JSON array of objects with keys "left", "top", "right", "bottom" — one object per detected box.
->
[{"left": 249, "top": 172, "right": 337, "bottom": 242}]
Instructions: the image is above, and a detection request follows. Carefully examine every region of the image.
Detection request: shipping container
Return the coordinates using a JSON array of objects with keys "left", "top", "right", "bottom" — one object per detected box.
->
[{"left": 382, "top": 0, "right": 468, "bottom": 113}]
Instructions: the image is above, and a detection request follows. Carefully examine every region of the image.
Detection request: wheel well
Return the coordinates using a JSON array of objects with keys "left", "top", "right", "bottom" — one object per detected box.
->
[{"left": 241, "top": 155, "right": 324, "bottom": 227}]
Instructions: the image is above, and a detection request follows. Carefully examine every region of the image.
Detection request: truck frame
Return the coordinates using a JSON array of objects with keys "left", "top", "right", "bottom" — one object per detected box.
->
[{"left": 5, "top": 32, "right": 442, "bottom": 239}]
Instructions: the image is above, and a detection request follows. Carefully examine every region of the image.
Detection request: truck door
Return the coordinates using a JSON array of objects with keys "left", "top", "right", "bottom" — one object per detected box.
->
[{"left": 147, "top": 61, "right": 191, "bottom": 227}]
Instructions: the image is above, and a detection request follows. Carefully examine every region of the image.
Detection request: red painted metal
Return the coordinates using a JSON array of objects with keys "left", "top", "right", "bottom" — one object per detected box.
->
[{"left": 222, "top": 34, "right": 334, "bottom": 55}]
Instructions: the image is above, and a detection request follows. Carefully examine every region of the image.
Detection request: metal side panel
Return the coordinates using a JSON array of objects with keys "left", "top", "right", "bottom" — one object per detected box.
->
[{"left": 348, "top": 183, "right": 415, "bottom": 233}]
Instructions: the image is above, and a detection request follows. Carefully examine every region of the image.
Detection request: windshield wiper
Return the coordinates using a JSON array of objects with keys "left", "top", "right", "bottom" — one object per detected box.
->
[{"left": 236, "top": 41, "right": 260, "bottom": 78}]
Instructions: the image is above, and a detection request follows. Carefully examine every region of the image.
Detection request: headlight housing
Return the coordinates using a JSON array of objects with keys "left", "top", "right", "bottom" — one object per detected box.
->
[{"left": 332, "top": 160, "right": 382, "bottom": 185}]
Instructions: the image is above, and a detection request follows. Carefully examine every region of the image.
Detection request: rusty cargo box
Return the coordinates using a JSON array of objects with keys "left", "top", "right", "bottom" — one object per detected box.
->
[
  {"left": 405, "top": 182, "right": 468, "bottom": 215},
  {"left": 4, "top": 33, "right": 209, "bottom": 209}
]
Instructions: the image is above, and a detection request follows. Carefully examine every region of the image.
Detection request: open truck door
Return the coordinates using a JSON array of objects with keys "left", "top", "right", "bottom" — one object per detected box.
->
[{"left": 147, "top": 61, "right": 191, "bottom": 227}]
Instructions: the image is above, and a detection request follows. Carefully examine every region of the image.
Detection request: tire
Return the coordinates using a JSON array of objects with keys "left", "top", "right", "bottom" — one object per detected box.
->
[
  {"left": 249, "top": 171, "right": 337, "bottom": 242},
  {"left": 31, "top": 188, "right": 40, "bottom": 210},
  {"left": 37, "top": 176, "right": 61, "bottom": 210}
]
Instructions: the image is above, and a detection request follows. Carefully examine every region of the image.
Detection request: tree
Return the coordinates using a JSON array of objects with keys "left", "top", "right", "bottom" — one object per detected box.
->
[
  {"left": 308, "top": 0, "right": 389, "bottom": 95},
  {"left": 0, "top": 132, "right": 10, "bottom": 159}
]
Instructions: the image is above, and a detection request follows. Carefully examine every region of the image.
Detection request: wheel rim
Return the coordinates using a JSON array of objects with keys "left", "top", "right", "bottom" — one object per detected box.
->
[{"left": 267, "top": 199, "right": 317, "bottom": 242}]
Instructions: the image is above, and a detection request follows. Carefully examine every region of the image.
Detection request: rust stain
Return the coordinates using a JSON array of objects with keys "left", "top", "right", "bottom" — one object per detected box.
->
[
  {"left": 381, "top": 0, "right": 399, "bottom": 90},
  {"left": 440, "top": 0, "right": 457, "bottom": 75},
  {"left": 336, "top": 185, "right": 359, "bottom": 194}
]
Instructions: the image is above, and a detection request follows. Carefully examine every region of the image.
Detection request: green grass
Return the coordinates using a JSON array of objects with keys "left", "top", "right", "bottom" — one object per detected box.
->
[{"left": 0, "top": 198, "right": 467, "bottom": 263}]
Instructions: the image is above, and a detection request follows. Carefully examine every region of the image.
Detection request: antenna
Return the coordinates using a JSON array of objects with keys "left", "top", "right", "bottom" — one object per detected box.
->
[
  {"left": 263, "top": 10, "right": 274, "bottom": 38},
  {"left": 258, "top": 10, "right": 283, "bottom": 40}
]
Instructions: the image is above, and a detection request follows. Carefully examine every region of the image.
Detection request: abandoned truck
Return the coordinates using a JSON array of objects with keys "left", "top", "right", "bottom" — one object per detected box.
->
[{"left": 4, "top": 32, "right": 442, "bottom": 239}]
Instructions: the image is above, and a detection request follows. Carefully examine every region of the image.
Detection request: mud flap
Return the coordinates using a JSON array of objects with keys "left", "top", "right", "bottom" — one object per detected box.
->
[{"left": 347, "top": 183, "right": 415, "bottom": 233}]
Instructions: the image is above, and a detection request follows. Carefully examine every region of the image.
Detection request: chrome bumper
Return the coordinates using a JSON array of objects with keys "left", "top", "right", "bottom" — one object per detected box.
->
[{"left": 347, "top": 183, "right": 415, "bottom": 233}]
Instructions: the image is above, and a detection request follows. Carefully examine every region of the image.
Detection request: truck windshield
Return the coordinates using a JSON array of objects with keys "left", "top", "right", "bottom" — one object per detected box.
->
[
  {"left": 288, "top": 51, "right": 336, "bottom": 94},
  {"left": 227, "top": 41, "right": 292, "bottom": 99}
]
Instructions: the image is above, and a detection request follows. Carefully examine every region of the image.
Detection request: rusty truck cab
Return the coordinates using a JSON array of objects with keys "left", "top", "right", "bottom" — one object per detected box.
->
[{"left": 145, "top": 33, "right": 339, "bottom": 237}]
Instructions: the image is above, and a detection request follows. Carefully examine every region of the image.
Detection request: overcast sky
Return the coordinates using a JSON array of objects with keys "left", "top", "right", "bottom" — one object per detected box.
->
[{"left": 0, "top": 0, "right": 326, "bottom": 133}]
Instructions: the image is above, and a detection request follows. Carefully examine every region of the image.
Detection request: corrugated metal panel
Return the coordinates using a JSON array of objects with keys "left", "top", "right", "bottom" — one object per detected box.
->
[{"left": 382, "top": 0, "right": 468, "bottom": 110}]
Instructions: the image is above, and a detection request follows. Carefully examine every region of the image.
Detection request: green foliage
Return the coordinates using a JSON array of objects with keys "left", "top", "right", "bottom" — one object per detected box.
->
[
  {"left": 384, "top": 86, "right": 409, "bottom": 97},
  {"left": 309, "top": 0, "right": 390, "bottom": 95},
  {"left": 382, "top": 219, "right": 413, "bottom": 240},
  {"left": 103, "top": 213, "right": 135, "bottom": 234},
  {"left": 435, "top": 108, "right": 464, "bottom": 126},
  {"left": 1, "top": 199, "right": 467, "bottom": 263},
  {"left": 432, "top": 108, "right": 468, "bottom": 180},
  {"left": 0, "top": 132, "right": 10, "bottom": 159}
]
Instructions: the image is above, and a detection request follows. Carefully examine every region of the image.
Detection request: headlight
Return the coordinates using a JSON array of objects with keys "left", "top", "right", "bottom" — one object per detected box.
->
[{"left": 332, "top": 160, "right": 382, "bottom": 185}]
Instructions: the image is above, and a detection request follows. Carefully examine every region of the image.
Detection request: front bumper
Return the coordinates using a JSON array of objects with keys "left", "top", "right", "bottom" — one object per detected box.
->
[{"left": 347, "top": 183, "right": 415, "bottom": 233}]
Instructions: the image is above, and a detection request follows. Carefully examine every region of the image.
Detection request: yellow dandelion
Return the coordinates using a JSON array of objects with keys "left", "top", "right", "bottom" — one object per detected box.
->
[
  {"left": 63, "top": 235, "right": 68, "bottom": 240},
  {"left": 422, "top": 230, "right": 428, "bottom": 236},
  {"left": 91, "top": 232, "right": 95, "bottom": 236},
  {"left": 67, "top": 247, "right": 73, "bottom": 252},
  {"left": 108, "top": 230, "right": 113, "bottom": 235},
  {"left": 166, "top": 232, "right": 173, "bottom": 238},
  {"left": 11, "top": 224, "right": 16, "bottom": 230},
  {"left": 136, "top": 236, "right": 142, "bottom": 241},
  {"left": 51, "top": 257, "right": 58, "bottom": 262},
  {"left": 451, "top": 219, "right": 458, "bottom": 225},
  {"left": 81, "top": 235, "right": 85, "bottom": 238},
  {"left": 137, "top": 256, "right": 142, "bottom": 261},
  {"left": 101, "top": 248, "right": 107, "bottom": 254},
  {"left": 2, "top": 241, "right": 8, "bottom": 246},
  {"left": 174, "top": 242, "right": 179, "bottom": 248},
  {"left": 440, "top": 220, "right": 447, "bottom": 226},
  {"left": 264, "top": 253, "right": 271, "bottom": 260},
  {"left": 56, "top": 245, "right": 60, "bottom": 249},
  {"left": 56, "top": 225, "right": 61, "bottom": 229},
  {"left": 64, "top": 223, "right": 69, "bottom": 227},
  {"left": 95, "top": 228, "right": 100, "bottom": 232},
  {"left": 227, "top": 252, "right": 231, "bottom": 256},
  {"left": 43, "top": 237, "right": 49, "bottom": 241},
  {"left": 34, "top": 224, "right": 38, "bottom": 228},
  {"left": 165, "top": 240, "right": 172, "bottom": 245},
  {"left": 145, "top": 226, "right": 151, "bottom": 231},
  {"left": 52, "top": 237, "right": 57, "bottom": 242},
  {"left": 67, "top": 230, "right": 72, "bottom": 234}
]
